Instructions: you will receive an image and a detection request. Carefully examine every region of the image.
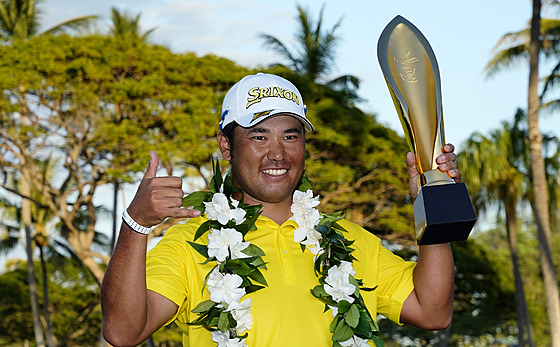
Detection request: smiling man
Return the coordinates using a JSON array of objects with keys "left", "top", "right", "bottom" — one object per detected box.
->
[{"left": 101, "top": 73, "right": 459, "bottom": 346}]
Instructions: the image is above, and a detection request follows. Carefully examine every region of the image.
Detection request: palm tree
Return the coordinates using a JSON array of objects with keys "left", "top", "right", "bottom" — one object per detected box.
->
[
  {"left": 0, "top": 0, "right": 98, "bottom": 40},
  {"left": 528, "top": 2, "right": 560, "bottom": 345},
  {"left": 460, "top": 110, "right": 535, "bottom": 347},
  {"left": 260, "top": 4, "right": 360, "bottom": 103},
  {"left": 108, "top": 6, "right": 156, "bottom": 40},
  {"left": 486, "top": 1, "right": 560, "bottom": 343}
]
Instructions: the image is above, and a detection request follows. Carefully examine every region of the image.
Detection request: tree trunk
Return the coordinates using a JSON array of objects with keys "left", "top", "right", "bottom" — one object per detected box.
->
[
  {"left": 21, "top": 175, "right": 46, "bottom": 347},
  {"left": 39, "top": 245, "right": 56, "bottom": 347},
  {"left": 111, "top": 180, "right": 119, "bottom": 254},
  {"left": 528, "top": 1, "right": 560, "bottom": 345},
  {"left": 504, "top": 203, "right": 534, "bottom": 347}
]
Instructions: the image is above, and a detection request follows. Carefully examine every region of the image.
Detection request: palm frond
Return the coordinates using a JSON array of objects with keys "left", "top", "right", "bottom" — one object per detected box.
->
[
  {"left": 41, "top": 15, "right": 100, "bottom": 36},
  {"left": 327, "top": 75, "right": 360, "bottom": 90},
  {"left": 541, "top": 62, "right": 560, "bottom": 97},
  {"left": 485, "top": 45, "right": 529, "bottom": 77},
  {"left": 259, "top": 33, "right": 300, "bottom": 71}
]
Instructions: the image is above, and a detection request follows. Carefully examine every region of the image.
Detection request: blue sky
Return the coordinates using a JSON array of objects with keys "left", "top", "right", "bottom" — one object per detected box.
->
[{"left": 41, "top": 0, "right": 558, "bottom": 148}]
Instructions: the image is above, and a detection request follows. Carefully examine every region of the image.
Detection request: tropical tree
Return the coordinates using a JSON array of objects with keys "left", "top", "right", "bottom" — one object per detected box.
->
[
  {"left": 106, "top": 6, "right": 157, "bottom": 252},
  {"left": 108, "top": 6, "right": 156, "bottom": 40},
  {"left": 0, "top": 258, "right": 102, "bottom": 345},
  {"left": 0, "top": 156, "right": 98, "bottom": 347},
  {"left": 0, "top": 0, "right": 98, "bottom": 40},
  {"left": 0, "top": 3, "right": 98, "bottom": 345},
  {"left": 460, "top": 110, "right": 535, "bottom": 346},
  {"left": 486, "top": 2, "right": 560, "bottom": 343},
  {"left": 0, "top": 33, "right": 250, "bottom": 281},
  {"left": 260, "top": 4, "right": 360, "bottom": 103},
  {"left": 528, "top": 3, "right": 560, "bottom": 346}
]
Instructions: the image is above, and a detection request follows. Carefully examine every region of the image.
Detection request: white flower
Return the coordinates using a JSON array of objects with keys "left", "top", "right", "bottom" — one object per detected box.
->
[
  {"left": 207, "top": 269, "right": 245, "bottom": 304},
  {"left": 226, "top": 298, "right": 253, "bottom": 333},
  {"left": 340, "top": 335, "right": 369, "bottom": 347},
  {"left": 324, "top": 263, "right": 356, "bottom": 303},
  {"left": 204, "top": 193, "right": 246, "bottom": 225},
  {"left": 230, "top": 239, "right": 251, "bottom": 260},
  {"left": 338, "top": 261, "right": 357, "bottom": 277},
  {"left": 298, "top": 227, "right": 323, "bottom": 254},
  {"left": 206, "top": 267, "right": 223, "bottom": 288},
  {"left": 293, "top": 207, "right": 321, "bottom": 232},
  {"left": 211, "top": 331, "right": 247, "bottom": 347},
  {"left": 291, "top": 189, "right": 320, "bottom": 212},
  {"left": 207, "top": 228, "right": 249, "bottom": 262}
]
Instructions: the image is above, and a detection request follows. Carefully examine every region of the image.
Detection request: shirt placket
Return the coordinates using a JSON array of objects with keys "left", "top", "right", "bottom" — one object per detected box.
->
[{"left": 276, "top": 223, "right": 297, "bottom": 285}]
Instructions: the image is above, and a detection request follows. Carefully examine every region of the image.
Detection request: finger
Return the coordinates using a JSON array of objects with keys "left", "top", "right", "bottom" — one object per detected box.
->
[
  {"left": 436, "top": 152, "right": 457, "bottom": 165},
  {"left": 166, "top": 207, "right": 201, "bottom": 219},
  {"left": 446, "top": 168, "right": 462, "bottom": 183},
  {"left": 150, "top": 176, "right": 184, "bottom": 189},
  {"left": 143, "top": 151, "right": 159, "bottom": 180},
  {"left": 406, "top": 152, "right": 417, "bottom": 171},
  {"left": 441, "top": 143, "right": 455, "bottom": 154}
]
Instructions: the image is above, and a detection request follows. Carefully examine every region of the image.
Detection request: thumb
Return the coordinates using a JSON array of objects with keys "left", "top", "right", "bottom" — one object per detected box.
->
[
  {"left": 143, "top": 151, "right": 159, "bottom": 179},
  {"left": 406, "top": 152, "right": 417, "bottom": 173}
]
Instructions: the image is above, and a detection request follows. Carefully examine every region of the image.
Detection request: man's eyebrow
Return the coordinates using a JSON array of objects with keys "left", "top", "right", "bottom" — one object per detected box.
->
[
  {"left": 247, "top": 127, "right": 269, "bottom": 134},
  {"left": 284, "top": 127, "right": 303, "bottom": 134},
  {"left": 246, "top": 126, "right": 303, "bottom": 134}
]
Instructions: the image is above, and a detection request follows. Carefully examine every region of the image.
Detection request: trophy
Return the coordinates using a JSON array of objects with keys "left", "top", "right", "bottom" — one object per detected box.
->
[{"left": 377, "top": 15, "right": 477, "bottom": 245}]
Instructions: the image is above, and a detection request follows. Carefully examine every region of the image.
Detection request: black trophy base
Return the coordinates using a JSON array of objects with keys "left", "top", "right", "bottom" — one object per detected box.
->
[{"left": 414, "top": 182, "right": 477, "bottom": 245}]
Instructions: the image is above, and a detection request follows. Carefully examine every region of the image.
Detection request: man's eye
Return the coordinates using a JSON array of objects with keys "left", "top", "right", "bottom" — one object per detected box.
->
[{"left": 252, "top": 136, "right": 266, "bottom": 140}]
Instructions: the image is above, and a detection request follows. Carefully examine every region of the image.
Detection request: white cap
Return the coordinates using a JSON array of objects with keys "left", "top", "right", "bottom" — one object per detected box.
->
[{"left": 219, "top": 73, "right": 313, "bottom": 131}]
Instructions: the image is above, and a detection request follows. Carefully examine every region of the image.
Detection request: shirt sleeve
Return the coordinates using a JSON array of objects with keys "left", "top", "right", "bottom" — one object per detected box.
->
[
  {"left": 375, "top": 244, "right": 416, "bottom": 324},
  {"left": 146, "top": 224, "right": 193, "bottom": 325}
]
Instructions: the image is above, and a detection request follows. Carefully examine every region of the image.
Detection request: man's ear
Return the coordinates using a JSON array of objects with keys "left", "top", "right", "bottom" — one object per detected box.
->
[{"left": 217, "top": 131, "right": 232, "bottom": 161}]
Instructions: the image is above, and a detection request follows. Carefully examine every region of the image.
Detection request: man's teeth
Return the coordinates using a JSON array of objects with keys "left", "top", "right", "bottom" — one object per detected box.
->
[{"left": 262, "top": 169, "right": 287, "bottom": 176}]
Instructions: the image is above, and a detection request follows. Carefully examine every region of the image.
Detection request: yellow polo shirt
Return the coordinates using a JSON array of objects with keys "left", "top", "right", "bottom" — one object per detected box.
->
[{"left": 146, "top": 216, "right": 416, "bottom": 346}]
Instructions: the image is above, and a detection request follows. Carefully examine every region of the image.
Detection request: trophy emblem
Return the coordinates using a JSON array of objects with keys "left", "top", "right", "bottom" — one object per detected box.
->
[{"left": 377, "top": 15, "right": 477, "bottom": 245}]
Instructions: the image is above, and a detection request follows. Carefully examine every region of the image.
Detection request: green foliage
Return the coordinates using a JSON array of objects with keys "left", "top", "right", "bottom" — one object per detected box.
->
[
  {"left": 378, "top": 237, "right": 518, "bottom": 345},
  {"left": 451, "top": 239, "right": 516, "bottom": 337},
  {"left": 0, "top": 259, "right": 101, "bottom": 346},
  {"left": 0, "top": 264, "right": 34, "bottom": 344}
]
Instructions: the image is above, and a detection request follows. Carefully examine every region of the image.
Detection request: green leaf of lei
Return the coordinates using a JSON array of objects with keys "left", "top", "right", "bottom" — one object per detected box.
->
[
  {"left": 192, "top": 300, "right": 216, "bottom": 313},
  {"left": 332, "top": 319, "right": 354, "bottom": 342},
  {"left": 187, "top": 241, "right": 208, "bottom": 258},
  {"left": 182, "top": 190, "right": 211, "bottom": 211},
  {"left": 345, "top": 304, "right": 360, "bottom": 328}
]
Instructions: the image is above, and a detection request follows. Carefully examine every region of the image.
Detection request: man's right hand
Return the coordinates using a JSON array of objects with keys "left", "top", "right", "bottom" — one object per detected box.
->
[{"left": 126, "top": 151, "right": 201, "bottom": 228}]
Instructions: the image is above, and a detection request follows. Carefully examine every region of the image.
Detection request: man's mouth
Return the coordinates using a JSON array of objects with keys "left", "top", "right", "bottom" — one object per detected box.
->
[{"left": 261, "top": 168, "right": 288, "bottom": 176}]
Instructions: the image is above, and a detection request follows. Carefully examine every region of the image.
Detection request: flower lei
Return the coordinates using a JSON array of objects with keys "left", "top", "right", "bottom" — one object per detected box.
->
[{"left": 182, "top": 161, "right": 383, "bottom": 347}]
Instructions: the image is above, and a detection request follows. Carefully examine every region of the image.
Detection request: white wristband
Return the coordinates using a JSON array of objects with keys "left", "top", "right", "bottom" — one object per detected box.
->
[{"left": 122, "top": 209, "right": 153, "bottom": 235}]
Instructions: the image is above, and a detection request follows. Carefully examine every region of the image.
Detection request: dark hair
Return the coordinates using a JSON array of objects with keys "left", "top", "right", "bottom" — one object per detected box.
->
[{"left": 221, "top": 122, "right": 239, "bottom": 153}]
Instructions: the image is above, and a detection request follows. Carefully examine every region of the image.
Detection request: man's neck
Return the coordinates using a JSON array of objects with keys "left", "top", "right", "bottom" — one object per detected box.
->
[
  {"left": 259, "top": 200, "right": 293, "bottom": 226},
  {"left": 233, "top": 192, "right": 293, "bottom": 225}
]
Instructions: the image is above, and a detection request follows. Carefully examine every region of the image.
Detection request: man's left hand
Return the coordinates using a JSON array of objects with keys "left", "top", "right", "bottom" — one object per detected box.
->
[{"left": 406, "top": 143, "right": 461, "bottom": 199}]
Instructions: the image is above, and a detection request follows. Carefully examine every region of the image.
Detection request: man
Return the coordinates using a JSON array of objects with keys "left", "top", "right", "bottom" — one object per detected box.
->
[{"left": 101, "top": 73, "right": 459, "bottom": 346}]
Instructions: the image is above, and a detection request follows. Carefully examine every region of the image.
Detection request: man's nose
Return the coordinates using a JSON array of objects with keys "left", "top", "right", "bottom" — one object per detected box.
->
[{"left": 267, "top": 140, "right": 287, "bottom": 161}]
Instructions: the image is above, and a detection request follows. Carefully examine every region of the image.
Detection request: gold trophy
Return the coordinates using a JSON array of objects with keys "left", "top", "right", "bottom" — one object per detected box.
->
[{"left": 377, "top": 15, "right": 476, "bottom": 245}]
